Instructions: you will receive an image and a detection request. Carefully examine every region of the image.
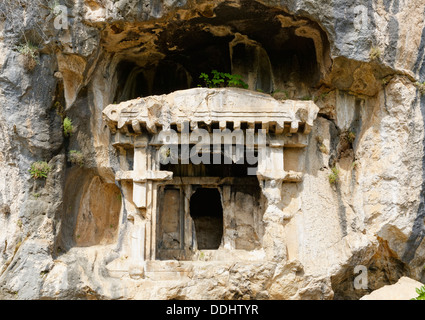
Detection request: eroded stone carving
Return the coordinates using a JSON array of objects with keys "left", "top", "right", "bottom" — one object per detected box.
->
[
  {"left": 102, "top": 87, "right": 319, "bottom": 273},
  {"left": 103, "top": 87, "right": 319, "bottom": 134}
]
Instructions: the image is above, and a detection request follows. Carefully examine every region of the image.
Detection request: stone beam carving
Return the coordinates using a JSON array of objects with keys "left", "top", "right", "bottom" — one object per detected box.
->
[{"left": 103, "top": 88, "right": 319, "bottom": 135}]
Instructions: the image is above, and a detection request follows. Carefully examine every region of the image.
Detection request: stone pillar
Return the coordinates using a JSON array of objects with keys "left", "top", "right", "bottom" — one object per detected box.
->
[
  {"left": 260, "top": 178, "right": 288, "bottom": 261},
  {"left": 129, "top": 217, "right": 145, "bottom": 279},
  {"left": 133, "top": 135, "right": 149, "bottom": 208},
  {"left": 183, "top": 184, "right": 193, "bottom": 254},
  {"left": 222, "top": 185, "right": 235, "bottom": 250},
  {"left": 258, "top": 141, "right": 291, "bottom": 262}
]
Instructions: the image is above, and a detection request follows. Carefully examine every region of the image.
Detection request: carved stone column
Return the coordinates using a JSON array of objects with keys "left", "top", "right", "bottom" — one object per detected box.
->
[
  {"left": 258, "top": 142, "right": 292, "bottom": 262},
  {"left": 128, "top": 216, "right": 145, "bottom": 279},
  {"left": 133, "top": 135, "right": 148, "bottom": 209}
]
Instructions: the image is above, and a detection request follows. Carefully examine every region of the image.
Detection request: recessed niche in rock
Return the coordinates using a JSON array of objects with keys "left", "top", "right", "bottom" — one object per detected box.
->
[
  {"left": 190, "top": 188, "right": 224, "bottom": 250},
  {"left": 106, "top": 1, "right": 331, "bottom": 102},
  {"left": 60, "top": 172, "right": 122, "bottom": 249},
  {"left": 73, "top": 176, "right": 121, "bottom": 247}
]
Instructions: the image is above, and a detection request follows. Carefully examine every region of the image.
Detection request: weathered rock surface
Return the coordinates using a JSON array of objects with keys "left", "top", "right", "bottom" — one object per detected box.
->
[
  {"left": 0, "top": 0, "right": 425, "bottom": 300},
  {"left": 360, "top": 276, "right": 424, "bottom": 300}
]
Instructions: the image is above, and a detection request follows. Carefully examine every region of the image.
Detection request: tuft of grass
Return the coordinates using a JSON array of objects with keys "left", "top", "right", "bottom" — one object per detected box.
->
[
  {"left": 17, "top": 42, "right": 39, "bottom": 70},
  {"left": 29, "top": 161, "right": 51, "bottom": 179},
  {"left": 68, "top": 150, "right": 84, "bottom": 167},
  {"left": 63, "top": 117, "right": 73, "bottom": 137},
  {"left": 328, "top": 166, "right": 340, "bottom": 185}
]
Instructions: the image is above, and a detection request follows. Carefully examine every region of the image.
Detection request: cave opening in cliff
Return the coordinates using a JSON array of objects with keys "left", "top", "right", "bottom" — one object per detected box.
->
[
  {"left": 189, "top": 188, "right": 224, "bottom": 250},
  {"left": 109, "top": 1, "right": 330, "bottom": 102},
  {"left": 101, "top": 0, "right": 330, "bottom": 263}
]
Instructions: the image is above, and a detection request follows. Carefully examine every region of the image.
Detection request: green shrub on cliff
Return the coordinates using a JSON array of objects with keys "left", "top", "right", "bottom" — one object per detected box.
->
[
  {"left": 199, "top": 70, "right": 248, "bottom": 89},
  {"left": 328, "top": 166, "right": 340, "bottom": 185},
  {"left": 411, "top": 285, "right": 425, "bottom": 300},
  {"left": 17, "top": 42, "right": 39, "bottom": 70},
  {"left": 29, "top": 161, "right": 51, "bottom": 179},
  {"left": 63, "top": 117, "right": 73, "bottom": 137}
]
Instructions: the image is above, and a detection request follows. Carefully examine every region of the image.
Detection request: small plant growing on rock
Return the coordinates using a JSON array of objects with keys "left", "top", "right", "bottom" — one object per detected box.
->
[
  {"left": 381, "top": 76, "right": 392, "bottom": 86},
  {"left": 415, "top": 82, "right": 425, "bottom": 96},
  {"left": 369, "top": 46, "right": 382, "bottom": 61},
  {"left": 319, "top": 143, "right": 329, "bottom": 154},
  {"left": 40, "top": 270, "right": 49, "bottom": 277},
  {"left": 320, "top": 92, "right": 329, "bottom": 100},
  {"left": 53, "top": 101, "right": 65, "bottom": 119},
  {"left": 340, "top": 130, "right": 356, "bottom": 146},
  {"left": 316, "top": 135, "right": 329, "bottom": 154},
  {"left": 68, "top": 150, "right": 84, "bottom": 167},
  {"left": 347, "top": 131, "right": 356, "bottom": 144},
  {"left": 32, "top": 192, "right": 41, "bottom": 199},
  {"left": 29, "top": 161, "right": 51, "bottom": 179},
  {"left": 328, "top": 166, "right": 340, "bottom": 185},
  {"left": 63, "top": 117, "right": 73, "bottom": 137},
  {"left": 199, "top": 70, "right": 248, "bottom": 89},
  {"left": 411, "top": 285, "right": 425, "bottom": 300},
  {"left": 17, "top": 42, "right": 39, "bottom": 70},
  {"left": 272, "top": 89, "right": 289, "bottom": 100}
]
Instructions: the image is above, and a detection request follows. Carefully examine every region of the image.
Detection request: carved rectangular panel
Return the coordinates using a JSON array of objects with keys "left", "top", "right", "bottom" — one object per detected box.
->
[{"left": 156, "top": 187, "right": 185, "bottom": 260}]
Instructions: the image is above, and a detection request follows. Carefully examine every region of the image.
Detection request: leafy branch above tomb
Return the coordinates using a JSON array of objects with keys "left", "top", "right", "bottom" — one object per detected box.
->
[{"left": 199, "top": 70, "right": 248, "bottom": 89}]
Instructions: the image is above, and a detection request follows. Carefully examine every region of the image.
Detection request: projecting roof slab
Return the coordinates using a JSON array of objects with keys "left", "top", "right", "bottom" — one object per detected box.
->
[{"left": 103, "top": 88, "right": 320, "bottom": 135}]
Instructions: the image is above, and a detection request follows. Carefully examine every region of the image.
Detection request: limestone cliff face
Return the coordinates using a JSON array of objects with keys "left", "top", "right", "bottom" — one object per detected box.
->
[{"left": 0, "top": 0, "right": 425, "bottom": 300}]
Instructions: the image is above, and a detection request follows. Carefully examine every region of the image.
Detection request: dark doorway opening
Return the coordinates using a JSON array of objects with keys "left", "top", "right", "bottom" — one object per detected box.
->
[{"left": 190, "top": 188, "right": 223, "bottom": 250}]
